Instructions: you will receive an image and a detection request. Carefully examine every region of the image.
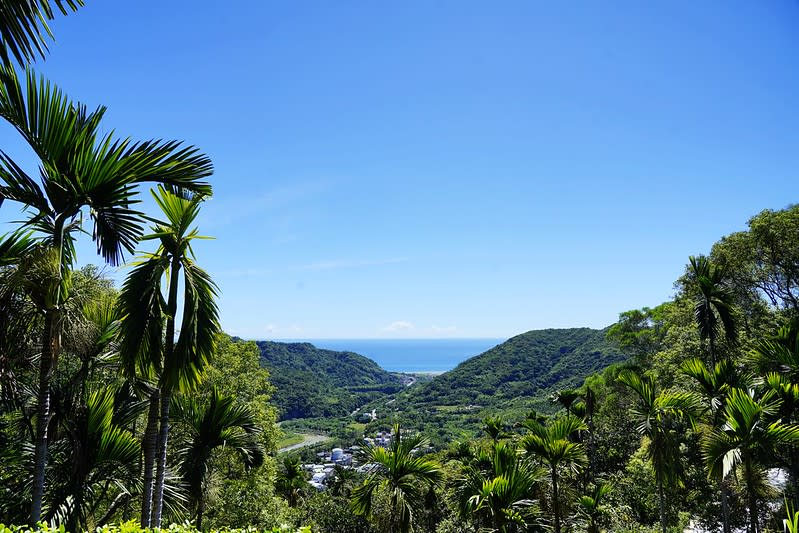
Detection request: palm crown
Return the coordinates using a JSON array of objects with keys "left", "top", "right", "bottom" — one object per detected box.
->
[{"left": 352, "top": 423, "right": 442, "bottom": 533}]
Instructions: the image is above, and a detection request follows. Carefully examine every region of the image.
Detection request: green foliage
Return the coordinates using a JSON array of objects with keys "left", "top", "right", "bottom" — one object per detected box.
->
[
  {"left": 711, "top": 204, "right": 799, "bottom": 315},
  {"left": 574, "top": 482, "right": 612, "bottom": 533},
  {"left": 256, "top": 341, "right": 402, "bottom": 420},
  {"left": 360, "top": 328, "right": 625, "bottom": 446},
  {"left": 0, "top": 522, "right": 311, "bottom": 533},
  {"left": 297, "top": 492, "right": 374, "bottom": 533},
  {"left": 204, "top": 335, "right": 279, "bottom": 449},
  {"left": 182, "top": 336, "right": 284, "bottom": 530},
  {"left": 455, "top": 441, "right": 544, "bottom": 532},
  {"left": 0, "top": 0, "right": 83, "bottom": 66},
  {"left": 351, "top": 424, "right": 442, "bottom": 533},
  {"left": 276, "top": 457, "right": 309, "bottom": 508},
  {"left": 172, "top": 389, "right": 264, "bottom": 527},
  {"left": 404, "top": 328, "right": 623, "bottom": 410},
  {"left": 688, "top": 255, "right": 737, "bottom": 349},
  {"left": 786, "top": 501, "right": 799, "bottom": 533},
  {"left": 607, "top": 304, "right": 671, "bottom": 363},
  {"left": 522, "top": 415, "right": 587, "bottom": 533}
]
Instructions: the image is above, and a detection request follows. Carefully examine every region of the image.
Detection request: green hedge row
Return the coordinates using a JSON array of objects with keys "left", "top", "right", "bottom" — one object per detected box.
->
[{"left": 0, "top": 522, "right": 311, "bottom": 533}]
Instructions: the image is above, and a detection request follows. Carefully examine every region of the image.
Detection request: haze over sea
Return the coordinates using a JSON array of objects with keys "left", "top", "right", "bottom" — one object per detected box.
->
[{"left": 282, "top": 338, "right": 506, "bottom": 373}]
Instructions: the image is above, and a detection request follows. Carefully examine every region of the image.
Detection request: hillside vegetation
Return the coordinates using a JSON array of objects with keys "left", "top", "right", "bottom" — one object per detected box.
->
[
  {"left": 328, "top": 328, "right": 628, "bottom": 445},
  {"left": 257, "top": 341, "right": 403, "bottom": 419},
  {"left": 404, "top": 327, "right": 624, "bottom": 410}
]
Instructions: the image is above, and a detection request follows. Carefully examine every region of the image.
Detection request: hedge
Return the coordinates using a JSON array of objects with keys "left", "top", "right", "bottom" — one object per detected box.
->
[{"left": 0, "top": 522, "right": 311, "bottom": 533}]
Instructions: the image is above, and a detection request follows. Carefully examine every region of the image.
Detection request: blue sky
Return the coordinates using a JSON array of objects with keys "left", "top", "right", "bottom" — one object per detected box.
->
[{"left": 1, "top": 1, "right": 798, "bottom": 339}]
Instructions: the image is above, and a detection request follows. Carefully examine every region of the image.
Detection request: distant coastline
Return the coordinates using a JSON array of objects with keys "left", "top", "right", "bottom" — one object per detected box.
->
[{"left": 269, "top": 338, "right": 505, "bottom": 373}]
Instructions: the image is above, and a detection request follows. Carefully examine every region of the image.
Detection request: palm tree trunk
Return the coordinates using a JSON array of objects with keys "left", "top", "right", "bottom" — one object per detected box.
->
[
  {"left": 30, "top": 308, "right": 59, "bottom": 524},
  {"left": 658, "top": 475, "right": 667, "bottom": 533},
  {"left": 720, "top": 479, "right": 731, "bottom": 533},
  {"left": 587, "top": 411, "right": 596, "bottom": 485},
  {"left": 197, "top": 495, "right": 205, "bottom": 531},
  {"left": 140, "top": 389, "right": 160, "bottom": 527},
  {"left": 99, "top": 492, "right": 131, "bottom": 527},
  {"left": 746, "top": 462, "right": 758, "bottom": 533},
  {"left": 709, "top": 334, "right": 716, "bottom": 369},
  {"left": 151, "top": 388, "right": 172, "bottom": 528},
  {"left": 151, "top": 257, "right": 181, "bottom": 528},
  {"left": 552, "top": 468, "right": 561, "bottom": 533}
]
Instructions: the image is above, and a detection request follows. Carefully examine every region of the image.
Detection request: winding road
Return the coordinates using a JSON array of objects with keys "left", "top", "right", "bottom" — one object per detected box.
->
[{"left": 278, "top": 433, "right": 328, "bottom": 453}]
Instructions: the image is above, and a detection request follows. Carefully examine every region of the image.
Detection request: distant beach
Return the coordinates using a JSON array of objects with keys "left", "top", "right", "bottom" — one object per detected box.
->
[{"left": 281, "top": 338, "right": 505, "bottom": 373}]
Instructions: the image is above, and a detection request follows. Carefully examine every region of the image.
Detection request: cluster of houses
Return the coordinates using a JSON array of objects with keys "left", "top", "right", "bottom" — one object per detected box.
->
[
  {"left": 363, "top": 429, "right": 392, "bottom": 448},
  {"left": 302, "top": 430, "right": 395, "bottom": 490}
]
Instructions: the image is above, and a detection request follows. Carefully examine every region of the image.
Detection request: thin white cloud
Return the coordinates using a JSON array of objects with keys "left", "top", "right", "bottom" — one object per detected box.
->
[
  {"left": 199, "top": 179, "right": 331, "bottom": 229},
  {"left": 216, "top": 257, "right": 408, "bottom": 279},
  {"left": 216, "top": 267, "right": 273, "bottom": 278},
  {"left": 299, "top": 257, "right": 408, "bottom": 271},
  {"left": 261, "top": 323, "right": 303, "bottom": 337},
  {"left": 382, "top": 320, "right": 415, "bottom": 332}
]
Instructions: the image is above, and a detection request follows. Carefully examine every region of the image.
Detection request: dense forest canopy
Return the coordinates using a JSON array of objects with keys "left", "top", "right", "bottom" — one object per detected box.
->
[{"left": 256, "top": 341, "right": 403, "bottom": 420}]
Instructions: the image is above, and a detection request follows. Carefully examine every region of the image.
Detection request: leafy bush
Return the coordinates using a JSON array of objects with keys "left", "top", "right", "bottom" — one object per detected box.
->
[{"left": 0, "top": 521, "right": 311, "bottom": 533}]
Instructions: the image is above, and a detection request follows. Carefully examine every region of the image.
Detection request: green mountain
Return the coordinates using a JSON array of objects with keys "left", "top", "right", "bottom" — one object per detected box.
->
[
  {"left": 369, "top": 328, "right": 626, "bottom": 442},
  {"left": 259, "top": 328, "right": 625, "bottom": 437},
  {"left": 256, "top": 341, "right": 403, "bottom": 420},
  {"left": 406, "top": 328, "right": 624, "bottom": 409}
]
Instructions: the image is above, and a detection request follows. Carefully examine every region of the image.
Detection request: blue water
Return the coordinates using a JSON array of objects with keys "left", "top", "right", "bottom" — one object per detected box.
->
[{"left": 288, "top": 338, "right": 506, "bottom": 373}]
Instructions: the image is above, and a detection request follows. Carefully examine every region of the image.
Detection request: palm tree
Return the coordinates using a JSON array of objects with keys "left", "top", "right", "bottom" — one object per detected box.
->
[
  {"left": 574, "top": 482, "right": 612, "bottom": 533},
  {"left": 703, "top": 387, "right": 799, "bottom": 533},
  {"left": 0, "top": 65, "right": 212, "bottom": 523},
  {"left": 351, "top": 423, "right": 442, "bottom": 533},
  {"left": 0, "top": 231, "right": 38, "bottom": 405},
  {"left": 328, "top": 464, "right": 358, "bottom": 497},
  {"left": 682, "top": 357, "right": 748, "bottom": 533},
  {"left": 276, "top": 456, "right": 308, "bottom": 508},
  {"left": 0, "top": 0, "right": 83, "bottom": 66},
  {"left": 687, "top": 255, "right": 738, "bottom": 533},
  {"left": 172, "top": 388, "right": 264, "bottom": 529},
  {"left": 581, "top": 386, "right": 597, "bottom": 483},
  {"left": 617, "top": 369, "right": 700, "bottom": 533},
  {"left": 482, "top": 415, "right": 507, "bottom": 442},
  {"left": 751, "top": 321, "right": 799, "bottom": 495},
  {"left": 550, "top": 388, "right": 580, "bottom": 415},
  {"left": 48, "top": 387, "right": 141, "bottom": 531},
  {"left": 117, "top": 186, "right": 219, "bottom": 527},
  {"left": 689, "top": 255, "right": 737, "bottom": 368},
  {"left": 457, "top": 441, "right": 544, "bottom": 532},
  {"left": 750, "top": 320, "right": 799, "bottom": 382},
  {"left": 521, "top": 414, "right": 587, "bottom": 533}
]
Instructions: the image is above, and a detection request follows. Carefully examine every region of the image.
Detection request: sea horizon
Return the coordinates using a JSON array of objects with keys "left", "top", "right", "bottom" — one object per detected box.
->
[{"left": 263, "top": 337, "right": 506, "bottom": 373}]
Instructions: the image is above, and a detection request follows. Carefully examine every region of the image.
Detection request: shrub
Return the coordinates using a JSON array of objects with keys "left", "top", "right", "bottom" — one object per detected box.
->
[{"left": 0, "top": 521, "right": 311, "bottom": 533}]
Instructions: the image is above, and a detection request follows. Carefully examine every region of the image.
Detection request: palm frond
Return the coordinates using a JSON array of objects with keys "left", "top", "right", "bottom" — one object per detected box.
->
[
  {"left": 0, "top": 66, "right": 101, "bottom": 173},
  {"left": 689, "top": 255, "right": 737, "bottom": 345},
  {"left": 617, "top": 369, "right": 656, "bottom": 408},
  {"left": 0, "top": 0, "right": 83, "bottom": 66},
  {"left": 119, "top": 140, "right": 213, "bottom": 196},
  {"left": 0, "top": 230, "right": 36, "bottom": 265},
  {"left": 171, "top": 389, "right": 263, "bottom": 513},
  {"left": 116, "top": 255, "right": 167, "bottom": 380},
  {"left": 168, "top": 261, "right": 219, "bottom": 391}
]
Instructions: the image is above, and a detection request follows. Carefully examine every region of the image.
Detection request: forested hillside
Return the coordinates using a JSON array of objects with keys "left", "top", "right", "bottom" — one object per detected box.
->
[
  {"left": 257, "top": 341, "right": 403, "bottom": 419},
  {"left": 350, "top": 327, "right": 625, "bottom": 444},
  {"left": 405, "top": 327, "right": 623, "bottom": 409}
]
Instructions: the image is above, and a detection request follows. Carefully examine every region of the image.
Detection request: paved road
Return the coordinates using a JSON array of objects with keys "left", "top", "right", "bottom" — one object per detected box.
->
[{"left": 278, "top": 433, "right": 328, "bottom": 453}]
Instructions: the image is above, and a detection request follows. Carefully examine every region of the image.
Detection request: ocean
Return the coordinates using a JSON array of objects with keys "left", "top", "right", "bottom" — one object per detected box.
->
[{"left": 288, "top": 338, "right": 506, "bottom": 373}]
